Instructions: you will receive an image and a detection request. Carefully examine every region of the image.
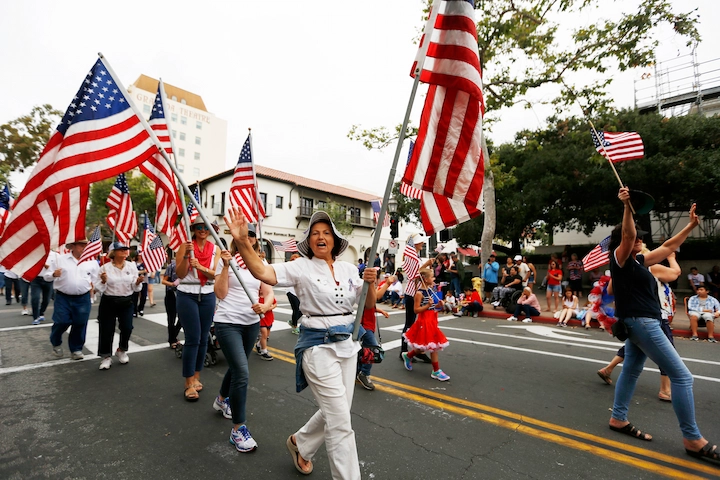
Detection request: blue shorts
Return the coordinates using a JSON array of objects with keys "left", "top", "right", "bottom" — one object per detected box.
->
[{"left": 547, "top": 284, "right": 562, "bottom": 293}]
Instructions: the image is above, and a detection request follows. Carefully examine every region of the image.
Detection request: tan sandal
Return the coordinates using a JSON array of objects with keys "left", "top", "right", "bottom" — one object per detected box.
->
[
  {"left": 193, "top": 382, "right": 203, "bottom": 392},
  {"left": 184, "top": 386, "right": 199, "bottom": 402},
  {"left": 286, "top": 435, "right": 313, "bottom": 475}
]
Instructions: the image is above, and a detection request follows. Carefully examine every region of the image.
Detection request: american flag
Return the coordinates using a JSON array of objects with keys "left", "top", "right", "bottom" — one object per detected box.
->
[
  {"left": 591, "top": 130, "right": 644, "bottom": 163},
  {"left": 106, "top": 173, "right": 137, "bottom": 244},
  {"left": 0, "top": 184, "right": 13, "bottom": 235},
  {"left": 271, "top": 238, "right": 298, "bottom": 252},
  {"left": 52, "top": 186, "right": 90, "bottom": 250},
  {"left": 141, "top": 215, "right": 167, "bottom": 274},
  {"left": 140, "top": 82, "right": 180, "bottom": 235},
  {"left": 0, "top": 57, "right": 157, "bottom": 279},
  {"left": 234, "top": 253, "right": 247, "bottom": 270},
  {"left": 582, "top": 235, "right": 611, "bottom": 272},
  {"left": 402, "top": 1, "right": 485, "bottom": 234},
  {"left": 371, "top": 200, "right": 390, "bottom": 227},
  {"left": 400, "top": 140, "right": 423, "bottom": 200},
  {"left": 168, "top": 185, "right": 200, "bottom": 251},
  {"left": 403, "top": 234, "right": 421, "bottom": 297},
  {"left": 230, "top": 135, "right": 265, "bottom": 223},
  {"left": 78, "top": 226, "right": 102, "bottom": 264}
]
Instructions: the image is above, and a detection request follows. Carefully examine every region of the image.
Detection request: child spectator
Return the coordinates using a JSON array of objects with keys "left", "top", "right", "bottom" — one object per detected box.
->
[
  {"left": 444, "top": 291, "right": 457, "bottom": 314},
  {"left": 687, "top": 267, "right": 705, "bottom": 294},
  {"left": 454, "top": 286, "right": 483, "bottom": 317},
  {"left": 687, "top": 285, "right": 719, "bottom": 342}
]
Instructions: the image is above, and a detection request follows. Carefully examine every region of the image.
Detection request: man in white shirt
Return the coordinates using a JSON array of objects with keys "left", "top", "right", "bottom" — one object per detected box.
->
[
  {"left": 514, "top": 255, "right": 531, "bottom": 287},
  {"left": 44, "top": 238, "right": 99, "bottom": 360}
]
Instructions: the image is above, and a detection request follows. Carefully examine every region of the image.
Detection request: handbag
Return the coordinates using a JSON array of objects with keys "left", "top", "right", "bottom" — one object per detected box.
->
[{"left": 611, "top": 319, "right": 628, "bottom": 341}]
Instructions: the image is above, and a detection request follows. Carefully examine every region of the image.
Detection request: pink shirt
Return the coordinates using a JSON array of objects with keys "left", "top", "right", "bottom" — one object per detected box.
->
[{"left": 518, "top": 293, "right": 541, "bottom": 311}]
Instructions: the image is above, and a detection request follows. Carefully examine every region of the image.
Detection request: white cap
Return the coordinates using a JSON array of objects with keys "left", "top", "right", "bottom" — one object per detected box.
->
[
  {"left": 408, "top": 232, "right": 427, "bottom": 246},
  {"left": 514, "top": 255, "right": 522, "bottom": 261}
]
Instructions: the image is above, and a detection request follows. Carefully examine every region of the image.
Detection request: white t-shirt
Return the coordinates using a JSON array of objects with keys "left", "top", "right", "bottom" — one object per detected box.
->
[
  {"left": 214, "top": 258, "right": 263, "bottom": 326},
  {"left": 517, "top": 262, "right": 531, "bottom": 286},
  {"left": 177, "top": 244, "right": 219, "bottom": 295},
  {"left": 688, "top": 273, "right": 704, "bottom": 287}
]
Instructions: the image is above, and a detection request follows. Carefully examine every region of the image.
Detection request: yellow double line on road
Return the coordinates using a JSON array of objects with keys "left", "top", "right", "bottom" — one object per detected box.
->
[{"left": 267, "top": 347, "right": 718, "bottom": 478}]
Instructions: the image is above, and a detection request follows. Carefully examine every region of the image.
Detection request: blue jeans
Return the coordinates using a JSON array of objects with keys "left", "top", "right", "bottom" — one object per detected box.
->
[
  {"left": 177, "top": 291, "right": 215, "bottom": 378},
  {"left": 30, "top": 277, "right": 53, "bottom": 320},
  {"left": 357, "top": 328, "right": 379, "bottom": 376},
  {"left": 450, "top": 276, "right": 462, "bottom": 297},
  {"left": 50, "top": 292, "right": 91, "bottom": 352},
  {"left": 215, "top": 322, "right": 260, "bottom": 425},
  {"left": 514, "top": 304, "right": 540, "bottom": 318},
  {"left": 612, "top": 317, "right": 702, "bottom": 440}
]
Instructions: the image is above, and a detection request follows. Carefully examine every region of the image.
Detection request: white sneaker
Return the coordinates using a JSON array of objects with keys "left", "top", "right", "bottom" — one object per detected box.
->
[
  {"left": 71, "top": 351, "right": 84, "bottom": 360},
  {"left": 99, "top": 357, "right": 112, "bottom": 370},
  {"left": 116, "top": 349, "right": 129, "bottom": 364},
  {"left": 506, "top": 316, "right": 518, "bottom": 321},
  {"left": 491, "top": 301, "right": 500, "bottom": 307},
  {"left": 21, "top": 308, "right": 29, "bottom": 315},
  {"left": 522, "top": 318, "right": 532, "bottom": 323}
]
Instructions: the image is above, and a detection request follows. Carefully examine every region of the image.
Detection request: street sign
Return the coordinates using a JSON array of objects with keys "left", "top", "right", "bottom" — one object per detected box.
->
[{"left": 388, "top": 239, "right": 398, "bottom": 254}]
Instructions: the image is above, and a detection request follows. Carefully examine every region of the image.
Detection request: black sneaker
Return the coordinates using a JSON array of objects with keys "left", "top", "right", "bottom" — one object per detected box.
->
[
  {"left": 357, "top": 373, "right": 375, "bottom": 390},
  {"left": 258, "top": 351, "right": 273, "bottom": 361},
  {"left": 255, "top": 343, "right": 262, "bottom": 355}
]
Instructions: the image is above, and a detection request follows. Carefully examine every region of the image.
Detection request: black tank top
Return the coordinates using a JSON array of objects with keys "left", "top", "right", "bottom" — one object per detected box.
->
[{"left": 610, "top": 251, "right": 661, "bottom": 319}]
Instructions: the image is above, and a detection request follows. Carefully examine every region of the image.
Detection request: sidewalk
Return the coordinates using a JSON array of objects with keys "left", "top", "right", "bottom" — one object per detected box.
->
[{"left": 478, "top": 302, "right": 719, "bottom": 341}]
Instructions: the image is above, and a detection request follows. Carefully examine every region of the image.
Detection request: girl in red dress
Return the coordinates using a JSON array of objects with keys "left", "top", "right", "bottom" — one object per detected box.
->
[{"left": 402, "top": 268, "right": 450, "bottom": 381}]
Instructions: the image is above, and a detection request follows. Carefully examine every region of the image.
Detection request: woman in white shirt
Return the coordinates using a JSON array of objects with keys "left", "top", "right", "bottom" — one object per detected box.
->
[
  {"left": 227, "top": 207, "right": 376, "bottom": 479},
  {"left": 212, "top": 224, "right": 274, "bottom": 453},
  {"left": 96, "top": 243, "right": 143, "bottom": 370}
]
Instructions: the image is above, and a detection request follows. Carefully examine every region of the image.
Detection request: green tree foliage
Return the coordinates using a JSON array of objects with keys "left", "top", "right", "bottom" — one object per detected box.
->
[
  {"left": 317, "top": 200, "right": 354, "bottom": 237},
  {"left": 87, "top": 171, "right": 158, "bottom": 240},
  {"left": 0, "top": 105, "right": 62, "bottom": 183}
]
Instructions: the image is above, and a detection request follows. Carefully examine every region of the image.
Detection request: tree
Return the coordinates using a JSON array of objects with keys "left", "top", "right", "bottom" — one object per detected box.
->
[
  {"left": 0, "top": 104, "right": 62, "bottom": 184},
  {"left": 350, "top": 0, "right": 700, "bottom": 262},
  {"left": 317, "top": 200, "right": 354, "bottom": 237}
]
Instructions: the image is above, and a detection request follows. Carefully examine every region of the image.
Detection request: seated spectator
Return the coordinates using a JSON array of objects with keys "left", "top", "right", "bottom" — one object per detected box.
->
[
  {"left": 707, "top": 265, "right": 720, "bottom": 299},
  {"left": 491, "top": 266, "right": 522, "bottom": 307},
  {"left": 687, "top": 266, "right": 705, "bottom": 294},
  {"left": 556, "top": 287, "right": 579, "bottom": 327},
  {"left": 444, "top": 291, "right": 457, "bottom": 314},
  {"left": 454, "top": 287, "right": 483, "bottom": 317},
  {"left": 507, "top": 287, "right": 539, "bottom": 323},
  {"left": 687, "top": 285, "right": 719, "bottom": 342},
  {"left": 387, "top": 275, "right": 404, "bottom": 308}
]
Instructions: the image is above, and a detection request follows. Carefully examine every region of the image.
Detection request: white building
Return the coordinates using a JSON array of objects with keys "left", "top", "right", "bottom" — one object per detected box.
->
[
  {"left": 198, "top": 165, "right": 422, "bottom": 265},
  {"left": 127, "top": 75, "right": 228, "bottom": 183}
]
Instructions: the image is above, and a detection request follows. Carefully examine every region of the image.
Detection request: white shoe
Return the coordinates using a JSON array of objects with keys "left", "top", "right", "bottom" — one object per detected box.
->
[
  {"left": 71, "top": 351, "right": 84, "bottom": 360},
  {"left": 99, "top": 357, "right": 112, "bottom": 370},
  {"left": 491, "top": 301, "right": 500, "bottom": 307},
  {"left": 506, "top": 316, "right": 518, "bottom": 321},
  {"left": 116, "top": 349, "right": 129, "bottom": 364},
  {"left": 21, "top": 308, "right": 29, "bottom": 315},
  {"left": 522, "top": 318, "right": 532, "bottom": 323}
]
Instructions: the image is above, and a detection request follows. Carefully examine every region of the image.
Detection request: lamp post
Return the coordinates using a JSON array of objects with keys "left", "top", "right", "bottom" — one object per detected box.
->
[{"left": 387, "top": 197, "right": 399, "bottom": 239}]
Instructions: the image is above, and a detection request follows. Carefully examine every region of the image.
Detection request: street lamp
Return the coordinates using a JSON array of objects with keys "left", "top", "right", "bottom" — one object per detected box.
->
[
  {"left": 387, "top": 197, "right": 398, "bottom": 214},
  {"left": 387, "top": 197, "right": 399, "bottom": 239}
]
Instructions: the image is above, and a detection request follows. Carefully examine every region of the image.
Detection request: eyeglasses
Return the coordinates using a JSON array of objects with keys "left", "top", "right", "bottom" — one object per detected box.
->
[{"left": 195, "top": 225, "right": 210, "bottom": 231}]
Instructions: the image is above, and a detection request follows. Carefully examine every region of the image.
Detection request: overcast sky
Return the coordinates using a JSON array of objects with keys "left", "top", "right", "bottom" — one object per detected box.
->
[{"left": 1, "top": 0, "right": 718, "bottom": 197}]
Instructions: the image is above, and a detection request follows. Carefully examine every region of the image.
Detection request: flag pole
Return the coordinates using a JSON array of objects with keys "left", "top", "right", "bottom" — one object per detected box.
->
[
  {"left": 98, "top": 53, "right": 261, "bottom": 307},
  {"left": 247, "top": 128, "right": 264, "bottom": 244},
  {"left": 351, "top": 5, "right": 439, "bottom": 339}
]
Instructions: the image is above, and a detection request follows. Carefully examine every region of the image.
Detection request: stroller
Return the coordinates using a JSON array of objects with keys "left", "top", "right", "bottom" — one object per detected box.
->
[{"left": 175, "top": 323, "right": 222, "bottom": 367}]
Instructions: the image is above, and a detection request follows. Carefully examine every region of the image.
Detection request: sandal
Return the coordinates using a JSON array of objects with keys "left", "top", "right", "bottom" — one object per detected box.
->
[
  {"left": 170, "top": 342, "right": 179, "bottom": 350},
  {"left": 658, "top": 392, "right": 672, "bottom": 402},
  {"left": 193, "top": 382, "right": 203, "bottom": 392},
  {"left": 286, "top": 435, "right": 313, "bottom": 475},
  {"left": 184, "top": 386, "right": 199, "bottom": 402},
  {"left": 609, "top": 422, "right": 652, "bottom": 441},
  {"left": 597, "top": 369, "right": 612, "bottom": 385},
  {"left": 686, "top": 442, "right": 720, "bottom": 466}
]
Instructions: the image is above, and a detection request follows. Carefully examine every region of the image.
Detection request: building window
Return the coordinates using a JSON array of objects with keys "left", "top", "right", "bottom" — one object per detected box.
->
[
  {"left": 172, "top": 130, "right": 176, "bottom": 138},
  {"left": 210, "top": 195, "right": 215, "bottom": 210},
  {"left": 194, "top": 152, "right": 200, "bottom": 160},
  {"left": 143, "top": 104, "right": 151, "bottom": 114},
  {"left": 349, "top": 207, "right": 360, "bottom": 223},
  {"left": 178, "top": 164, "right": 185, "bottom": 173},
  {"left": 317, "top": 200, "right": 327, "bottom": 210},
  {"left": 275, "top": 196, "right": 283, "bottom": 209},
  {"left": 181, "top": 116, "right": 187, "bottom": 125},
  {"left": 195, "top": 136, "right": 201, "bottom": 145},
  {"left": 193, "top": 167, "right": 200, "bottom": 177},
  {"left": 179, "top": 148, "right": 185, "bottom": 157},
  {"left": 259, "top": 193, "right": 267, "bottom": 212},
  {"left": 221, "top": 192, "right": 226, "bottom": 213},
  {"left": 171, "top": 113, "right": 178, "bottom": 122},
  {"left": 196, "top": 121, "right": 202, "bottom": 130},
  {"left": 171, "top": 95, "right": 177, "bottom": 101},
  {"left": 181, "top": 99, "right": 187, "bottom": 105},
  {"left": 179, "top": 132, "right": 186, "bottom": 141},
  {"left": 301, "top": 197, "right": 314, "bottom": 216}
]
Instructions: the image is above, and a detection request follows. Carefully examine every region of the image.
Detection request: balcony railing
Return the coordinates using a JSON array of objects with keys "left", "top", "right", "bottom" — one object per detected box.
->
[{"left": 296, "top": 207, "right": 376, "bottom": 228}]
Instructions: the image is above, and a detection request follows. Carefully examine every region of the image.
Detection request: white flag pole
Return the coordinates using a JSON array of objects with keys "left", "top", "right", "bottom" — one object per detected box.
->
[
  {"left": 351, "top": 6, "right": 440, "bottom": 339},
  {"left": 247, "top": 128, "right": 265, "bottom": 245},
  {"left": 98, "top": 53, "right": 261, "bottom": 307}
]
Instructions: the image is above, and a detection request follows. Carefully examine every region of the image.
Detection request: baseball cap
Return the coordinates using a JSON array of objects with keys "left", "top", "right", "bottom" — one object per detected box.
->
[{"left": 514, "top": 255, "right": 522, "bottom": 261}]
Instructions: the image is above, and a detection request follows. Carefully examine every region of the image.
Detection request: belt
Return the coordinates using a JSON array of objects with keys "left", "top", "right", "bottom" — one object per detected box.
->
[
  {"left": 305, "top": 312, "right": 353, "bottom": 317},
  {"left": 57, "top": 291, "right": 90, "bottom": 298}
]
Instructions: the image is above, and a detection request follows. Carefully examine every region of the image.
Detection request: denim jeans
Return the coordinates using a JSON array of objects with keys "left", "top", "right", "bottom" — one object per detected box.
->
[
  {"left": 612, "top": 317, "right": 702, "bottom": 440},
  {"left": 389, "top": 291, "right": 401, "bottom": 306},
  {"left": 50, "top": 292, "right": 91, "bottom": 353},
  {"left": 177, "top": 291, "right": 215, "bottom": 378},
  {"left": 30, "top": 277, "right": 53, "bottom": 320},
  {"left": 357, "top": 328, "right": 379, "bottom": 376},
  {"left": 450, "top": 276, "right": 462, "bottom": 297},
  {"left": 462, "top": 301, "right": 483, "bottom": 315},
  {"left": 4, "top": 277, "right": 21, "bottom": 304},
  {"left": 97, "top": 295, "right": 134, "bottom": 356},
  {"left": 514, "top": 304, "right": 540, "bottom": 318},
  {"left": 215, "top": 321, "right": 260, "bottom": 425}
]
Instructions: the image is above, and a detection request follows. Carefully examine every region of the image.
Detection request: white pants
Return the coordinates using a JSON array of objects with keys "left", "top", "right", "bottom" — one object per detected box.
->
[{"left": 295, "top": 346, "right": 360, "bottom": 480}]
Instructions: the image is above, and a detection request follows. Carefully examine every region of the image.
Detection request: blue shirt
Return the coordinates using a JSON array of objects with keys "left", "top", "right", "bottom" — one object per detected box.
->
[
  {"left": 688, "top": 295, "right": 720, "bottom": 313},
  {"left": 483, "top": 261, "right": 499, "bottom": 283}
]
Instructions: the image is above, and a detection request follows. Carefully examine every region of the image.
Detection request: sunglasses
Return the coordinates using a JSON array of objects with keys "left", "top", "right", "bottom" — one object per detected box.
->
[{"left": 194, "top": 225, "right": 210, "bottom": 231}]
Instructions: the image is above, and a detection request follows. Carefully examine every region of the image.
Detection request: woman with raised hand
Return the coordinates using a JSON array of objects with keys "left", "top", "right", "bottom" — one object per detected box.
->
[
  {"left": 607, "top": 187, "right": 719, "bottom": 467},
  {"left": 226, "top": 206, "right": 376, "bottom": 479},
  {"left": 176, "top": 217, "right": 221, "bottom": 402}
]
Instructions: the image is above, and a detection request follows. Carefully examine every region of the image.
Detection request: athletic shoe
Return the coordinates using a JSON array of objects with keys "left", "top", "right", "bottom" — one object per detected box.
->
[
  {"left": 708, "top": 338, "right": 717, "bottom": 343},
  {"left": 21, "top": 308, "right": 29, "bottom": 315},
  {"left": 99, "top": 357, "right": 112, "bottom": 370},
  {"left": 213, "top": 396, "right": 232, "bottom": 419},
  {"left": 290, "top": 327, "right": 300, "bottom": 335},
  {"left": 258, "top": 351, "right": 273, "bottom": 361},
  {"left": 691, "top": 336, "right": 699, "bottom": 341},
  {"left": 560, "top": 323, "right": 567, "bottom": 328},
  {"left": 52, "top": 345, "right": 63, "bottom": 357},
  {"left": 229, "top": 425, "right": 258, "bottom": 452},
  {"left": 491, "top": 301, "right": 500, "bottom": 307},
  {"left": 452, "top": 312, "right": 463, "bottom": 317},
  {"left": 556, "top": 322, "right": 562, "bottom": 327},
  {"left": 507, "top": 316, "right": 518, "bottom": 321},
  {"left": 255, "top": 342, "right": 261, "bottom": 355},
  {"left": 116, "top": 349, "right": 129, "bottom": 364},
  {"left": 32, "top": 318, "right": 42, "bottom": 325},
  {"left": 522, "top": 318, "right": 532, "bottom": 323},
  {"left": 71, "top": 351, "right": 84, "bottom": 360},
  {"left": 357, "top": 373, "right": 375, "bottom": 390},
  {"left": 402, "top": 352, "right": 413, "bottom": 371},
  {"left": 431, "top": 370, "right": 450, "bottom": 381},
  {"left": 138, "top": 311, "right": 144, "bottom": 317},
  {"left": 472, "top": 313, "right": 479, "bottom": 318}
]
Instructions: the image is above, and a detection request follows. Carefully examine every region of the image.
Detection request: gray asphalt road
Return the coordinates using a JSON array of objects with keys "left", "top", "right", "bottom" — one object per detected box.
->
[{"left": 1, "top": 287, "right": 719, "bottom": 479}]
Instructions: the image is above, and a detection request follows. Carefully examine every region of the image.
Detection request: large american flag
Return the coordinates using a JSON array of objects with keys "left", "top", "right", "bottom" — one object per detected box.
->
[
  {"left": 0, "top": 184, "right": 13, "bottom": 235},
  {"left": 591, "top": 130, "right": 644, "bottom": 163},
  {"left": 402, "top": 235, "right": 421, "bottom": 297},
  {"left": 271, "top": 238, "right": 298, "bottom": 252},
  {"left": 230, "top": 135, "right": 265, "bottom": 223},
  {"left": 106, "top": 173, "right": 137, "bottom": 244},
  {"left": 140, "top": 83, "right": 180, "bottom": 235},
  {"left": 0, "top": 57, "right": 158, "bottom": 279},
  {"left": 402, "top": 0, "right": 485, "bottom": 234},
  {"left": 168, "top": 185, "right": 200, "bottom": 251},
  {"left": 141, "top": 216, "right": 167, "bottom": 273},
  {"left": 371, "top": 200, "right": 390, "bottom": 227},
  {"left": 582, "top": 235, "right": 611, "bottom": 272},
  {"left": 400, "top": 140, "right": 423, "bottom": 200},
  {"left": 51, "top": 186, "right": 90, "bottom": 250},
  {"left": 78, "top": 226, "right": 102, "bottom": 264}
]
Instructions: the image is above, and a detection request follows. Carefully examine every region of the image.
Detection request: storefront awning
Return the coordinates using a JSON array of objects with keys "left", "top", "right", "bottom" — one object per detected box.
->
[{"left": 458, "top": 247, "right": 478, "bottom": 257}]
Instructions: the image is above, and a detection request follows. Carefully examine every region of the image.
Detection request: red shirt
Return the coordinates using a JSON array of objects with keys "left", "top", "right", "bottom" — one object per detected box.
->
[
  {"left": 361, "top": 308, "right": 378, "bottom": 331},
  {"left": 466, "top": 291, "right": 482, "bottom": 303},
  {"left": 547, "top": 269, "right": 562, "bottom": 286}
]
